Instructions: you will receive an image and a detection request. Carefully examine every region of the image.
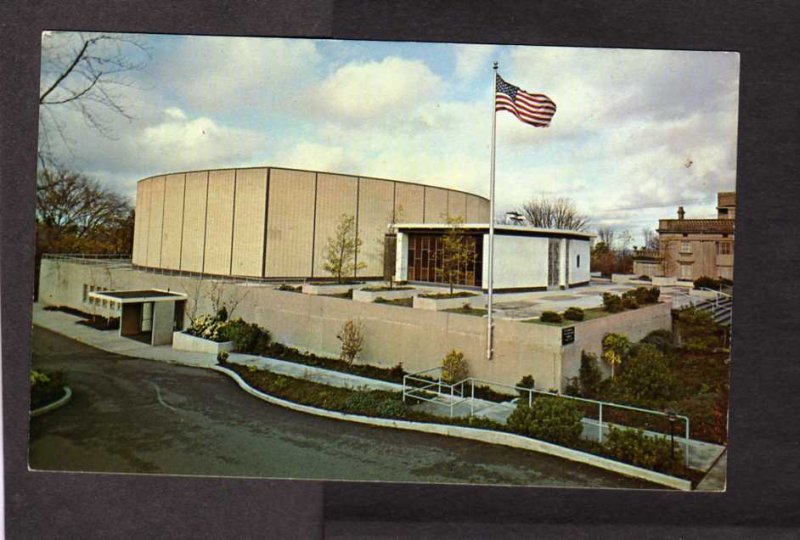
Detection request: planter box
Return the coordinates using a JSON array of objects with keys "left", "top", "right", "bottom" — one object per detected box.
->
[
  {"left": 352, "top": 288, "right": 418, "bottom": 303},
  {"left": 413, "top": 294, "right": 485, "bottom": 311},
  {"left": 652, "top": 276, "right": 678, "bottom": 286},
  {"left": 301, "top": 282, "right": 366, "bottom": 295},
  {"left": 172, "top": 331, "right": 234, "bottom": 354},
  {"left": 611, "top": 273, "right": 636, "bottom": 283}
]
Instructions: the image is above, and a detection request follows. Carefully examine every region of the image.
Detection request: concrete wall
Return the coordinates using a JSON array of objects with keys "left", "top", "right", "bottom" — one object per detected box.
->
[
  {"left": 569, "top": 239, "right": 591, "bottom": 284},
  {"left": 484, "top": 235, "right": 549, "bottom": 290},
  {"left": 40, "top": 260, "right": 671, "bottom": 390},
  {"left": 132, "top": 166, "right": 489, "bottom": 280}
]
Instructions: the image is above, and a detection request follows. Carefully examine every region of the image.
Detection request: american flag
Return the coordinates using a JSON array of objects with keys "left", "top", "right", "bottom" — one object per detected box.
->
[{"left": 495, "top": 75, "right": 556, "bottom": 127}]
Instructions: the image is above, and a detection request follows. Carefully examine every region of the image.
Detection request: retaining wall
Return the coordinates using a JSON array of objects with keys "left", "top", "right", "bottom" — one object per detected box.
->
[{"left": 38, "top": 260, "right": 671, "bottom": 390}]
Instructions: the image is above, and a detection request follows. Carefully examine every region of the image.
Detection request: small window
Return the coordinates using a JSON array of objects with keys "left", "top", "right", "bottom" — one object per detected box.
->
[
  {"left": 717, "top": 241, "right": 732, "bottom": 255},
  {"left": 577, "top": 254, "right": 581, "bottom": 268},
  {"left": 680, "top": 264, "right": 692, "bottom": 279},
  {"left": 680, "top": 241, "right": 692, "bottom": 254}
]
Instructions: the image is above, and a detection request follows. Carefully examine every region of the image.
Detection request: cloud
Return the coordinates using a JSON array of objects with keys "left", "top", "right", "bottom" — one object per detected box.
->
[
  {"left": 315, "top": 57, "right": 443, "bottom": 121},
  {"left": 454, "top": 44, "right": 497, "bottom": 80},
  {"left": 163, "top": 36, "right": 321, "bottom": 114}
]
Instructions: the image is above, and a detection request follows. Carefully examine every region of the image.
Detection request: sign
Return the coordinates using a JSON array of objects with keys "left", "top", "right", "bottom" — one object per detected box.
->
[{"left": 562, "top": 326, "right": 575, "bottom": 345}]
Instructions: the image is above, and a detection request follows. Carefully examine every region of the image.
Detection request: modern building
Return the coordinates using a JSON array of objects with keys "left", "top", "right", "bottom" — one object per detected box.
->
[
  {"left": 132, "top": 166, "right": 491, "bottom": 280},
  {"left": 633, "top": 192, "right": 735, "bottom": 281},
  {"left": 393, "top": 224, "right": 592, "bottom": 291}
]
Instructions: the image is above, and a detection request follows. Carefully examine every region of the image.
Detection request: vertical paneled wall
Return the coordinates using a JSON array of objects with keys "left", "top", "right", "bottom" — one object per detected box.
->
[
  {"left": 203, "top": 170, "right": 236, "bottom": 275},
  {"left": 265, "top": 169, "right": 316, "bottom": 277},
  {"left": 180, "top": 171, "right": 208, "bottom": 273},
  {"left": 357, "top": 177, "right": 395, "bottom": 277},
  {"left": 146, "top": 176, "right": 165, "bottom": 267},
  {"left": 231, "top": 168, "right": 268, "bottom": 277},
  {"left": 132, "top": 181, "right": 149, "bottom": 265},
  {"left": 394, "top": 182, "right": 424, "bottom": 223},
  {"left": 160, "top": 173, "right": 186, "bottom": 270},
  {"left": 131, "top": 167, "right": 490, "bottom": 279},
  {"left": 312, "top": 173, "right": 358, "bottom": 277}
]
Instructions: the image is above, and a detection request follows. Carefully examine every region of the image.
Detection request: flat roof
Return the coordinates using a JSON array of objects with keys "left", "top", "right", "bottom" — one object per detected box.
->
[
  {"left": 88, "top": 289, "right": 187, "bottom": 303},
  {"left": 393, "top": 223, "right": 595, "bottom": 240}
]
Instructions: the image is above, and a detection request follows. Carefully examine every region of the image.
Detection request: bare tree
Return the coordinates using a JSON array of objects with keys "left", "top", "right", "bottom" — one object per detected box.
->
[
  {"left": 641, "top": 228, "right": 660, "bottom": 252},
  {"left": 595, "top": 225, "right": 616, "bottom": 247},
  {"left": 520, "top": 196, "right": 589, "bottom": 231},
  {"left": 323, "top": 214, "right": 366, "bottom": 283},
  {"left": 38, "top": 32, "right": 151, "bottom": 167},
  {"left": 208, "top": 280, "right": 250, "bottom": 319}
]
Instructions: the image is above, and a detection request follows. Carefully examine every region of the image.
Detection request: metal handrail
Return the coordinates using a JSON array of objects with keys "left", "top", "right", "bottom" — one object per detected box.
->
[{"left": 403, "top": 368, "right": 692, "bottom": 466}]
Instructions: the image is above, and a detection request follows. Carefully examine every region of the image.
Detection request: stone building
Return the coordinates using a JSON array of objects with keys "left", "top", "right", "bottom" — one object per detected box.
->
[{"left": 633, "top": 192, "right": 735, "bottom": 281}]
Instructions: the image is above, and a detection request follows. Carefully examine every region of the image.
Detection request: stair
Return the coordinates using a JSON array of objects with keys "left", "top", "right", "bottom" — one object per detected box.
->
[{"left": 693, "top": 296, "right": 733, "bottom": 326}]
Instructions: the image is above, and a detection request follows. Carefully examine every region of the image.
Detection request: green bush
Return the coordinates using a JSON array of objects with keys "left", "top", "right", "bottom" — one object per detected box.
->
[
  {"left": 441, "top": 350, "right": 469, "bottom": 383},
  {"left": 506, "top": 396, "right": 584, "bottom": 446},
  {"left": 621, "top": 295, "right": 639, "bottom": 310},
  {"left": 637, "top": 275, "right": 652, "bottom": 281},
  {"left": 675, "top": 307, "right": 720, "bottom": 352},
  {"left": 540, "top": 311, "right": 563, "bottom": 323},
  {"left": 603, "top": 426, "right": 677, "bottom": 473},
  {"left": 389, "top": 363, "right": 405, "bottom": 380},
  {"left": 602, "top": 293, "right": 623, "bottom": 313},
  {"left": 640, "top": 329, "right": 676, "bottom": 355},
  {"left": 647, "top": 286, "right": 661, "bottom": 303},
  {"left": 517, "top": 374, "right": 536, "bottom": 397},
  {"left": 216, "top": 351, "right": 229, "bottom": 365},
  {"left": 222, "top": 318, "right": 272, "bottom": 355},
  {"left": 577, "top": 351, "right": 603, "bottom": 399},
  {"left": 612, "top": 344, "right": 677, "bottom": 407},
  {"left": 693, "top": 276, "right": 719, "bottom": 289},
  {"left": 563, "top": 306, "right": 585, "bottom": 321},
  {"left": 30, "top": 369, "right": 66, "bottom": 410},
  {"left": 626, "top": 286, "right": 659, "bottom": 305},
  {"left": 343, "top": 391, "right": 409, "bottom": 418}
]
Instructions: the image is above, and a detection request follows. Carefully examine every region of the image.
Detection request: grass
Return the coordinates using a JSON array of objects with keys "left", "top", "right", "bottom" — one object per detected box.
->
[
  {"left": 323, "top": 289, "right": 354, "bottom": 299},
  {"left": 374, "top": 297, "right": 414, "bottom": 307},
  {"left": 361, "top": 285, "right": 414, "bottom": 292},
  {"left": 418, "top": 291, "right": 477, "bottom": 299},
  {"left": 443, "top": 306, "right": 488, "bottom": 317}
]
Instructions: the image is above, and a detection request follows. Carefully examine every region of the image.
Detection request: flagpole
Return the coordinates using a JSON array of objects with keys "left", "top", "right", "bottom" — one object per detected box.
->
[{"left": 486, "top": 62, "right": 498, "bottom": 361}]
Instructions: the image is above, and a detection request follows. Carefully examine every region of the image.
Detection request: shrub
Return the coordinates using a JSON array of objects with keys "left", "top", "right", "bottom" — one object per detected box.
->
[
  {"left": 621, "top": 295, "right": 639, "bottom": 310},
  {"left": 389, "top": 363, "right": 405, "bottom": 380},
  {"left": 638, "top": 275, "right": 652, "bottom": 281},
  {"left": 216, "top": 351, "right": 229, "bottom": 365},
  {"left": 337, "top": 319, "right": 365, "bottom": 364},
  {"left": 577, "top": 351, "right": 603, "bottom": 399},
  {"left": 675, "top": 307, "right": 720, "bottom": 352},
  {"left": 603, "top": 426, "right": 677, "bottom": 473},
  {"left": 602, "top": 333, "right": 630, "bottom": 377},
  {"left": 717, "top": 277, "right": 733, "bottom": 287},
  {"left": 602, "top": 293, "right": 623, "bottom": 313},
  {"left": 343, "top": 391, "right": 409, "bottom": 418},
  {"left": 693, "top": 276, "right": 719, "bottom": 290},
  {"left": 540, "top": 311, "right": 563, "bottom": 323},
  {"left": 222, "top": 318, "right": 271, "bottom": 355},
  {"left": 517, "top": 374, "right": 536, "bottom": 397},
  {"left": 647, "top": 286, "right": 661, "bottom": 303},
  {"left": 187, "top": 313, "right": 229, "bottom": 342},
  {"left": 612, "top": 344, "right": 677, "bottom": 407},
  {"left": 30, "top": 369, "right": 66, "bottom": 410},
  {"left": 640, "top": 329, "right": 676, "bottom": 355},
  {"left": 506, "top": 396, "right": 584, "bottom": 446},
  {"left": 216, "top": 306, "right": 228, "bottom": 322},
  {"left": 563, "top": 306, "right": 585, "bottom": 321},
  {"left": 441, "top": 350, "right": 469, "bottom": 383}
]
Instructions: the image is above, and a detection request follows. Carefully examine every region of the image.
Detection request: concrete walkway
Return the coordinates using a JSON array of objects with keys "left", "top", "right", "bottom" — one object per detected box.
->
[{"left": 31, "top": 303, "right": 725, "bottom": 474}]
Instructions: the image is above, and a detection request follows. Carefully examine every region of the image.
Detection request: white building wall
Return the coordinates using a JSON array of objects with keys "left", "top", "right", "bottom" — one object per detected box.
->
[
  {"left": 395, "top": 232, "right": 409, "bottom": 281},
  {"left": 568, "top": 239, "right": 591, "bottom": 284},
  {"left": 482, "top": 234, "right": 549, "bottom": 290}
]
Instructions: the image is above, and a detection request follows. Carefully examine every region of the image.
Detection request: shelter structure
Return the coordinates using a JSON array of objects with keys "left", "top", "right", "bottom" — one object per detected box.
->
[{"left": 88, "top": 289, "right": 187, "bottom": 346}]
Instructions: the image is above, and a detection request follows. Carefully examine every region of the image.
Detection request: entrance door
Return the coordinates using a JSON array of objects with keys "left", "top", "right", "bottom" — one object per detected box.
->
[
  {"left": 548, "top": 239, "right": 560, "bottom": 288},
  {"left": 141, "top": 302, "right": 153, "bottom": 332}
]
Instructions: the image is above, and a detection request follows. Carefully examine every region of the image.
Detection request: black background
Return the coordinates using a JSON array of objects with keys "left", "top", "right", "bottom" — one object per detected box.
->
[{"left": 2, "top": 1, "right": 799, "bottom": 537}]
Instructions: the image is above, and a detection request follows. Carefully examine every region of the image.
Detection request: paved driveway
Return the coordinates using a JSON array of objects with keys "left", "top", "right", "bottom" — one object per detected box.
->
[{"left": 29, "top": 327, "right": 658, "bottom": 488}]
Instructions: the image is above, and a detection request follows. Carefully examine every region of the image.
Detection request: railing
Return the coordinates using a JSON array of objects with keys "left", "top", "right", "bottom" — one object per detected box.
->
[
  {"left": 403, "top": 368, "right": 691, "bottom": 466},
  {"left": 698, "top": 287, "right": 733, "bottom": 310}
]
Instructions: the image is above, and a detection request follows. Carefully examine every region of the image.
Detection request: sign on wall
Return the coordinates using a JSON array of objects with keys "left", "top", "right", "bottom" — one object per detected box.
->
[{"left": 562, "top": 326, "right": 575, "bottom": 345}]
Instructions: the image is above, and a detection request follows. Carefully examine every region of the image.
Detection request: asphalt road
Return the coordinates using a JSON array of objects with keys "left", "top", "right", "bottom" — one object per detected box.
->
[{"left": 29, "top": 327, "right": 656, "bottom": 489}]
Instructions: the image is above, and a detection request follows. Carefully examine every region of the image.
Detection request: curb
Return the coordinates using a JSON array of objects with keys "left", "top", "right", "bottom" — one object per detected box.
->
[
  {"left": 213, "top": 366, "right": 692, "bottom": 491},
  {"left": 30, "top": 386, "right": 73, "bottom": 418}
]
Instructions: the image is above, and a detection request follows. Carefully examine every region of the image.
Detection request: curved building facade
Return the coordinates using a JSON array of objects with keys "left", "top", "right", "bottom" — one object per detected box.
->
[{"left": 132, "top": 166, "right": 490, "bottom": 279}]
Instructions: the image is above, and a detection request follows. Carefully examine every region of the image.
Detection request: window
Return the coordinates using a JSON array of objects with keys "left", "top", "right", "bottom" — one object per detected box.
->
[
  {"left": 717, "top": 241, "right": 732, "bottom": 255},
  {"left": 680, "top": 264, "right": 692, "bottom": 279},
  {"left": 577, "top": 254, "right": 581, "bottom": 268},
  {"left": 680, "top": 241, "right": 692, "bottom": 254}
]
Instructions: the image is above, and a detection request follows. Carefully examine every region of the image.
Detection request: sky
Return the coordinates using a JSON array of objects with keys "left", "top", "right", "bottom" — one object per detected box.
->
[{"left": 39, "top": 32, "right": 740, "bottom": 245}]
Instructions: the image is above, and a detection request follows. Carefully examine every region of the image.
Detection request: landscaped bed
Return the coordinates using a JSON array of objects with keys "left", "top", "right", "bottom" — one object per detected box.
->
[
  {"left": 443, "top": 306, "right": 488, "bottom": 317},
  {"left": 222, "top": 360, "right": 701, "bottom": 485},
  {"left": 30, "top": 369, "right": 67, "bottom": 411},
  {"left": 43, "top": 305, "right": 119, "bottom": 330}
]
